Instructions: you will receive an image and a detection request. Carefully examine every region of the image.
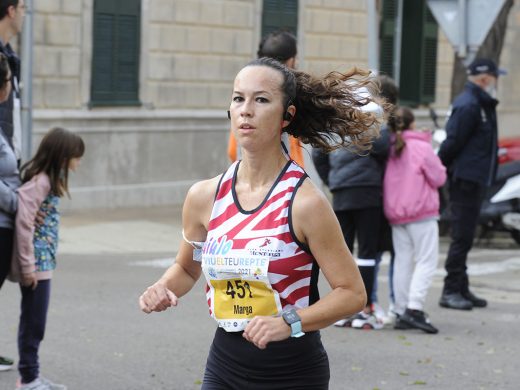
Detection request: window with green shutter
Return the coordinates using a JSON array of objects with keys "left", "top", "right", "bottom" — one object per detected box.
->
[
  {"left": 90, "top": 0, "right": 141, "bottom": 107},
  {"left": 379, "top": 0, "right": 438, "bottom": 106},
  {"left": 261, "top": 0, "right": 298, "bottom": 37}
]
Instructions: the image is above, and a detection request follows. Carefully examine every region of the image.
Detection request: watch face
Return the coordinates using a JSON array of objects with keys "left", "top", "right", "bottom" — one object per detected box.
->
[{"left": 283, "top": 309, "right": 299, "bottom": 324}]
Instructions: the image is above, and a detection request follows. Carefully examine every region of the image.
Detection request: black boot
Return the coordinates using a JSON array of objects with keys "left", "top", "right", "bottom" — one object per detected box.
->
[
  {"left": 439, "top": 292, "right": 473, "bottom": 310},
  {"left": 398, "top": 309, "right": 438, "bottom": 334},
  {"left": 462, "top": 290, "right": 487, "bottom": 308}
]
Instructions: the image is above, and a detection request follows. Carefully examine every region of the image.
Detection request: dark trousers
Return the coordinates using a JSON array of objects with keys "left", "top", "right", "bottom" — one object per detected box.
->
[
  {"left": 0, "top": 227, "right": 14, "bottom": 290},
  {"left": 443, "top": 179, "right": 484, "bottom": 294},
  {"left": 18, "top": 279, "right": 51, "bottom": 384},
  {"left": 335, "top": 207, "right": 382, "bottom": 306}
]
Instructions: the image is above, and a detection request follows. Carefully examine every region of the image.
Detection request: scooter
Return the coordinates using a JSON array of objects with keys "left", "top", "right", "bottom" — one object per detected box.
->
[{"left": 429, "top": 108, "right": 520, "bottom": 245}]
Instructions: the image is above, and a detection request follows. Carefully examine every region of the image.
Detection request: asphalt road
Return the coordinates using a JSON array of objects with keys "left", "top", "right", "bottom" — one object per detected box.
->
[{"left": 0, "top": 208, "right": 519, "bottom": 390}]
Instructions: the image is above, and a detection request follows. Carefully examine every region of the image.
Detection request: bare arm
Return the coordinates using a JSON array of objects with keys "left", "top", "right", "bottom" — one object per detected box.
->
[
  {"left": 243, "top": 179, "right": 366, "bottom": 348},
  {"left": 139, "top": 177, "right": 219, "bottom": 313},
  {"left": 290, "top": 180, "right": 367, "bottom": 329}
]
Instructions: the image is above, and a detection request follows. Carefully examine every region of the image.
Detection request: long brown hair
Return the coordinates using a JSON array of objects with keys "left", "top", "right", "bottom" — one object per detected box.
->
[
  {"left": 20, "top": 127, "right": 85, "bottom": 197},
  {"left": 244, "top": 57, "right": 385, "bottom": 152},
  {"left": 388, "top": 106, "right": 414, "bottom": 156}
]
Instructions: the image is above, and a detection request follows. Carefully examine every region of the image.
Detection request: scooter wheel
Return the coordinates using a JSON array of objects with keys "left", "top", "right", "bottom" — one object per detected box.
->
[{"left": 511, "top": 230, "right": 520, "bottom": 246}]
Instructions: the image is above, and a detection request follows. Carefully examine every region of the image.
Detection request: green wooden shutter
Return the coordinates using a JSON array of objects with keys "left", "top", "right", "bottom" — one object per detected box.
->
[
  {"left": 262, "top": 0, "right": 298, "bottom": 36},
  {"left": 91, "top": 0, "right": 141, "bottom": 107},
  {"left": 379, "top": 0, "right": 438, "bottom": 106},
  {"left": 379, "top": 0, "right": 396, "bottom": 78},
  {"left": 399, "top": 0, "right": 438, "bottom": 106}
]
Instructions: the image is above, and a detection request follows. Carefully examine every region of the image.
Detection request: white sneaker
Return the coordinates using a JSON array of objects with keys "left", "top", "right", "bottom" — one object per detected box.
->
[
  {"left": 371, "top": 303, "right": 386, "bottom": 321},
  {"left": 334, "top": 318, "right": 351, "bottom": 327},
  {"left": 17, "top": 377, "right": 66, "bottom": 390},
  {"left": 334, "top": 312, "right": 366, "bottom": 328},
  {"left": 39, "top": 377, "right": 67, "bottom": 390},
  {"left": 351, "top": 312, "right": 384, "bottom": 330},
  {"left": 17, "top": 378, "right": 51, "bottom": 390},
  {"left": 383, "top": 310, "right": 397, "bottom": 326}
]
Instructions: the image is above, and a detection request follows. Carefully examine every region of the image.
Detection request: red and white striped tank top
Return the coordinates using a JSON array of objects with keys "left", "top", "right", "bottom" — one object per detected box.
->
[{"left": 202, "top": 160, "right": 320, "bottom": 320}]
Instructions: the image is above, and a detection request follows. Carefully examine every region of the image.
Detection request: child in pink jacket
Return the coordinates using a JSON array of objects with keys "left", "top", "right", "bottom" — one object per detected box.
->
[
  {"left": 383, "top": 107, "right": 446, "bottom": 334},
  {"left": 10, "top": 127, "right": 84, "bottom": 390}
]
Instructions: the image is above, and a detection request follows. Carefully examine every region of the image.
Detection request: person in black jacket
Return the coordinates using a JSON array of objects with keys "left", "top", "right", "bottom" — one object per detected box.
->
[
  {"left": 438, "top": 58, "right": 504, "bottom": 311},
  {"left": 312, "top": 87, "right": 389, "bottom": 330}
]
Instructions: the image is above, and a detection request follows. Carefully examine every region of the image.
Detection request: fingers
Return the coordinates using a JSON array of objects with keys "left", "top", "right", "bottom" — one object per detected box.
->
[
  {"left": 139, "top": 284, "right": 178, "bottom": 314},
  {"left": 243, "top": 317, "right": 286, "bottom": 350},
  {"left": 35, "top": 209, "right": 47, "bottom": 225},
  {"left": 166, "top": 289, "right": 179, "bottom": 307}
]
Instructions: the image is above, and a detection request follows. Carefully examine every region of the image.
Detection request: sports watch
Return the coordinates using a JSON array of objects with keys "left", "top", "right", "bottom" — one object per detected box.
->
[{"left": 282, "top": 308, "right": 305, "bottom": 338}]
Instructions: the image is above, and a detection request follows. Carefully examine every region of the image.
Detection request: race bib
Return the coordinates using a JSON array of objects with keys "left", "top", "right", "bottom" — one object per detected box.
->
[{"left": 202, "top": 245, "right": 282, "bottom": 332}]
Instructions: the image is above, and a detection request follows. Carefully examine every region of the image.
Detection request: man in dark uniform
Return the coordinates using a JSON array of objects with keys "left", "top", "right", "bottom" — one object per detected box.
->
[{"left": 438, "top": 58, "right": 505, "bottom": 310}]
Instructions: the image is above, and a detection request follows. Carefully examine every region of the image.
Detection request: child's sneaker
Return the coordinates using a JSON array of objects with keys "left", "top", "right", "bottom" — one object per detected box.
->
[
  {"left": 17, "top": 378, "right": 51, "bottom": 390},
  {"left": 40, "top": 377, "right": 67, "bottom": 390},
  {"left": 383, "top": 305, "right": 398, "bottom": 326},
  {"left": 371, "top": 303, "right": 386, "bottom": 321},
  {"left": 334, "top": 312, "right": 364, "bottom": 327},
  {"left": 16, "top": 377, "right": 66, "bottom": 390},
  {"left": 351, "top": 312, "right": 384, "bottom": 330},
  {"left": 398, "top": 308, "right": 438, "bottom": 334},
  {"left": 0, "top": 355, "right": 14, "bottom": 371}
]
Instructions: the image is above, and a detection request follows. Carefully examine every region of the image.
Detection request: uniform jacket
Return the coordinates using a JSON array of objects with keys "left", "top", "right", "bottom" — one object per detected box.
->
[
  {"left": 438, "top": 82, "right": 498, "bottom": 186},
  {"left": 383, "top": 131, "right": 446, "bottom": 225}
]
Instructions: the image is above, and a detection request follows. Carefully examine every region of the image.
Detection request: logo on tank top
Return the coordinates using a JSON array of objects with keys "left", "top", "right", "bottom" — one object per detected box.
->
[
  {"left": 202, "top": 235, "right": 234, "bottom": 256},
  {"left": 245, "top": 237, "right": 284, "bottom": 258}
]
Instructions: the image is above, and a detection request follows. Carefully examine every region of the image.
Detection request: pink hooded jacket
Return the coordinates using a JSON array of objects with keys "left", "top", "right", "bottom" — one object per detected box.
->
[{"left": 383, "top": 131, "right": 447, "bottom": 225}]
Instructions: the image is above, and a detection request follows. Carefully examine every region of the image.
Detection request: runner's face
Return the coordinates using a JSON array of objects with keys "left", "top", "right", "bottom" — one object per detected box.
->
[{"left": 229, "top": 66, "right": 286, "bottom": 150}]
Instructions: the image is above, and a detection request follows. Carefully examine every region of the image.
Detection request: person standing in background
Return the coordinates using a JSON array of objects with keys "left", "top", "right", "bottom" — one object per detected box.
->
[
  {"left": 0, "top": 0, "right": 25, "bottom": 161},
  {"left": 227, "top": 29, "right": 305, "bottom": 167},
  {"left": 371, "top": 75, "right": 398, "bottom": 324},
  {"left": 384, "top": 107, "right": 446, "bottom": 334},
  {"left": 0, "top": 51, "right": 18, "bottom": 372},
  {"left": 438, "top": 58, "right": 504, "bottom": 311},
  {"left": 312, "top": 82, "right": 389, "bottom": 330},
  {"left": 0, "top": 0, "right": 25, "bottom": 371}
]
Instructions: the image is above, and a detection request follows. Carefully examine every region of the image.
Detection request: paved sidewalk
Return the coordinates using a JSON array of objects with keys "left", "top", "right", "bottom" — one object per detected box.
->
[{"left": 59, "top": 206, "right": 184, "bottom": 255}]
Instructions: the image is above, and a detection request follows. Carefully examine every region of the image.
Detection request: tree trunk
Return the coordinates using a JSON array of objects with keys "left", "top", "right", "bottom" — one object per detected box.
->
[{"left": 450, "top": 0, "right": 515, "bottom": 101}]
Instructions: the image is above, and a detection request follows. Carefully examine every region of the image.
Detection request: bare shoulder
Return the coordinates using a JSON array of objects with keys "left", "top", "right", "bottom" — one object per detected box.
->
[
  {"left": 293, "top": 178, "right": 331, "bottom": 216},
  {"left": 183, "top": 174, "right": 222, "bottom": 234},
  {"left": 185, "top": 175, "right": 221, "bottom": 208}
]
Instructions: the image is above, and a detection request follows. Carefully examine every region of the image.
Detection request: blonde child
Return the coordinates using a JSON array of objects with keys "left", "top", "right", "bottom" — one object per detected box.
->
[
  {"left": 383, "top": 107, "right": 446, "bottom": 334},
  {"left": 10, "top": 127, "right": 85, "bottom": 390}
]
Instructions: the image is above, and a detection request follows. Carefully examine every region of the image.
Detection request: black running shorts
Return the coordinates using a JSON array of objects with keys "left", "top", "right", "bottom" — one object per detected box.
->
[{"left": 202, "top": 327, "right": 330, "bottom": 390}]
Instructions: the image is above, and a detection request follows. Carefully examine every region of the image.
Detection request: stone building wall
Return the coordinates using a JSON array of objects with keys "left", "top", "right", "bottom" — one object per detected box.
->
[{"left": 24, "top": 0, "right": 519, "bottom": 210}]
